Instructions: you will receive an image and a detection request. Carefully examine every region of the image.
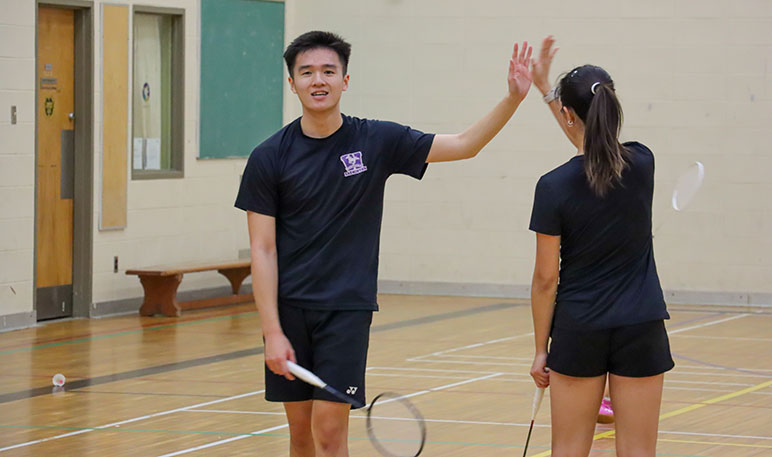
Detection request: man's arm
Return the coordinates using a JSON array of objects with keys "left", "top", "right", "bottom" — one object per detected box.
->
[
  {"left": 529, "top": 232, "right": 560, "bottom": 388},
  {"left": 532, "top": 35, "right": 581, "bottom": 149},
  {"left": 247, "top": 211, "right": 295, "bottom": 380},
  {"left": 426, "top": 41, "right": 533, "bottom": 163}
]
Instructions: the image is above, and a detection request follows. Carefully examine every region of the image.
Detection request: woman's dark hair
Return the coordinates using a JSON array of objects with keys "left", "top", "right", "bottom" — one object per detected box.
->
[
  {"left": 558, "top": 65, "right": 628, "bottom": 197},
  {"left": 283, "top": 31, "right": 351, "bottom": 76}
]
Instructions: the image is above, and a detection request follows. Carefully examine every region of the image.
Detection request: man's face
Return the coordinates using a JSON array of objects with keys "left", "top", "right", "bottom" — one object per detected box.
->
[{"left": 289, "top": 47, "right": 349, "bottom": 114}]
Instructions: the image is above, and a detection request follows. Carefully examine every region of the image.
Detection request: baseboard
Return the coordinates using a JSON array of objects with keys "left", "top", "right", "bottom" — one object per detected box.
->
[
  {"left": 378, "top": 280, "right": 772, "bottom": 310},
  {"left": 0, "top": 311, "right": 37, "bottom": 333},
  {"left": 8, "top": 281, "right": 770, "bottom": 326},
  {"left": 378, "top": 280, "right": 530, "bottom": 299},
  {"left": 663, "top": 289, "right": 772, "bottom": 307},
  {"left": 91, "top": 283, "right": 254, "bottom": 318}
]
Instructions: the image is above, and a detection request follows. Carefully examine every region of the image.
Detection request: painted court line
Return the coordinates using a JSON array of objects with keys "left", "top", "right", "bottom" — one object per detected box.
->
[
  {"left": 409, "top": 358, "right": 531, "bottom": 367},
  {"left": 187, "top": 409, "right": 772, "bottom": 443},
  {"left": 155, "top": 423, "right": 289, "bottom": 457},
  {"left": 185, "top": 410, "right": 772, "bottom": 442},
  {"left": 585, "top": 379, "right": 772, "bottom": 452},
  {"left": 185, "top": 409, "right": 772, "bottom": 444},
  {"left": 527, "top": 313, "right": 765, "bottom": 457},
  {"left": 152, "top": 373, "right": 504, "bottom": 456},
  {"left": 425, "top": 357, "right": 772, "bottom": 374},
  {"left": 673, "top": 334, "right": 772, "bottom": 342},
  {"left": 657, "top": 438, "right": 772, "bottom": 449},
  {"left": 0, "top": 390, "right": 264, "bottom": 452},
  {"left": 674, "top": 363, "right": 772, "bottom": 373},
  {"left": 658, "top": 430, "right": 772, "bottom": 441},
  {"left": 668, "top": 313, "right": 748, "bottom": 334},
  {"left": 369, "top": 366, "right": 770, "bottom": 387},
  {"left": 433, "top": 354, "right": 533, "bottom": 360},
  {"left": 407, "top": 333, "right": 532, "bottom": 361},
  {"left": 408, "top": 357, "right": 771, "bottom": 378},
  {"left": 529, "top": 378, "right": 772, "bottom": 457},
  {"left": 0, "top": 311, "right": 258, "bottom": 355}
]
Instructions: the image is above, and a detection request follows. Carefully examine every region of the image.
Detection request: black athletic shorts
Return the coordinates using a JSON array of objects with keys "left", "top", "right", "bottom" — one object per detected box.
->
[
  {"left": 264, "top": 305, "right": 372, "bottom": 408},
  {"left": 547, "top": 320, "right": 674, "bottom": 378}
]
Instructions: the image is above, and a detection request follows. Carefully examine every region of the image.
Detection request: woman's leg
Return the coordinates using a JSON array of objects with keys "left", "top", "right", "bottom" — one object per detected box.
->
[
  {"left": 550, "top": 370, "right": 607, "bottom": 457},
  {"left": 608, "top": 373, "right": 665, "bottom": 457}
]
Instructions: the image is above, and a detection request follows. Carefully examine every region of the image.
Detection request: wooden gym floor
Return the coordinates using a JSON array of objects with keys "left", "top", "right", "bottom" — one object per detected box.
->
[{"left": 0, "top": 295, "right": 770, "bottom": 456}]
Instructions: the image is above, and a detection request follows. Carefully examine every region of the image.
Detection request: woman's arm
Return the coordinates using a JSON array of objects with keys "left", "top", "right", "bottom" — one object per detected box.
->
[
  {"left": 529, "top": 232, "right": 560, "bottom": 387},
  {"left": 532, "top": 36, "right": 582, "bottom": 149}
]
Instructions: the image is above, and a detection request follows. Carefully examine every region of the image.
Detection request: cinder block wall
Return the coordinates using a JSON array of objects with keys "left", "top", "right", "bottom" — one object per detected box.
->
[{"left": 285, "top": 0, "right": 772, "bottom": 304}]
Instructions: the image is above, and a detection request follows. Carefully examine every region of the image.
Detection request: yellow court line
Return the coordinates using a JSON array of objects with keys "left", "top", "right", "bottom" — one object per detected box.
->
[
  {"left": 658, "top": 438, "right": 772, "bottom": 449},
  {"left": 528, "top": 379, "right": 772, "bottom": 457},
  {"left": 659, "top": 379, "right": 772, "bottom": 420}
]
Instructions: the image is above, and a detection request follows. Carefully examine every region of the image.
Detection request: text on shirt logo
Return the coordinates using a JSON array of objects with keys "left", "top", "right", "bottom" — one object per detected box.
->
[{"left": 340, "top": 151, "right": 368, "bottom": 177}]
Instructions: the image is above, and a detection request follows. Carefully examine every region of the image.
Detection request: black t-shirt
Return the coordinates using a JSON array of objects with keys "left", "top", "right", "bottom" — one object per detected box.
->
[
  {"left": 235, "top": 114, "right": 435, "bottom": 311},
  {"left": 529, "top": 142, "right": 669, "bottom": 330}
]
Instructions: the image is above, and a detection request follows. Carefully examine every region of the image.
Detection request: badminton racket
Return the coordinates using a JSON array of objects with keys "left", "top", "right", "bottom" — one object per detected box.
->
[
  {"left": 287, "top": 361, "right": 427, "bottom": 457},
  {"left": 522, "top": 387, "right": 545, "bottom": 457},
  {"left": 654, "top": 161, "right": 705, "bottom": 235},
  {"left": 672, "top": 161, "right": 705, "bottom": 211}
]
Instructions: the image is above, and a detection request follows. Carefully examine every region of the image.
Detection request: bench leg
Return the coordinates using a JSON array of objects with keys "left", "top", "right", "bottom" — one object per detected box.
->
[
  {"left": 217, "top": 266, "right": 251, "bottom": 295},
  {"left": 138, "top": 274, "right": 183, "bottom": 317}
]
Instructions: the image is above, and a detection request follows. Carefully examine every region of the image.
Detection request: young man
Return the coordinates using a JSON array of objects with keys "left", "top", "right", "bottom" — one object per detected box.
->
[{"left": 235, "top": 31, "right": 532, "bottom": 457}]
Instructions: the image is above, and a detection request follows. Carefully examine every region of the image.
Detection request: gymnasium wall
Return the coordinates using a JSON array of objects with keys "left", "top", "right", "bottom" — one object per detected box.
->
[
  {"left": 283, "top": 0, "right": 772, "bottom": 305},
  {"left": 90, "top": 0, "right": 254, "bottom": 312},
  {"left": 0, "top": 0, "right": 280, "bottom": 326},
  {"left": 1, "top": 0, "right": 770, "bottom": 331}
]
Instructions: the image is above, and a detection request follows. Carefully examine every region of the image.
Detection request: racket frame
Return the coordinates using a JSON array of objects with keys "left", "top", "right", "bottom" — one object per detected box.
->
[
  {"left": 366, "top": 391, "right": 427, "bottom": 457},
  {"left": 522, "top": 387, "right": 545, "bottom": 457},
  {"left": 285, "top": 363, "right": 427, "bottom": 456},
  {"left": 671, "top": 161, "right": 705, "bottom": 211}
]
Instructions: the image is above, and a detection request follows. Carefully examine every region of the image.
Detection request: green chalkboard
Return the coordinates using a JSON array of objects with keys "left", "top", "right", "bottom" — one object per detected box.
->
[{"left": 200, "top": 0, "right": 284, "bottom": 158}]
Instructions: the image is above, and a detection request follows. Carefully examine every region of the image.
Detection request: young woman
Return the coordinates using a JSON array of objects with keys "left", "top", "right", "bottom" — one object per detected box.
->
[{"left": 527, "top": 36, "right": 674, "bottom": 457}]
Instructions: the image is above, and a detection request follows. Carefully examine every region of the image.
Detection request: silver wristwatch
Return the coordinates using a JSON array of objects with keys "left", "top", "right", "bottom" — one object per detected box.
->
[{"left": 543, "top": 87, "right": 558, "bottom": 104}]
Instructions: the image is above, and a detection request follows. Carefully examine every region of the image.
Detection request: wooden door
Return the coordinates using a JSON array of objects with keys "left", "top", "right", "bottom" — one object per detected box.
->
[{"left": 36, "top": 7, "right": 75, "bottom": 320}]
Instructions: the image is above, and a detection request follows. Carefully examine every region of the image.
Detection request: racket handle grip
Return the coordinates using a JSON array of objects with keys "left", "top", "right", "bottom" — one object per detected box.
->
[
  {"left": 531, "top": 387, "right": 545, "bottom": 420},
  {"left": 287, "top": 361, "right": 326, "bottom": 388}
]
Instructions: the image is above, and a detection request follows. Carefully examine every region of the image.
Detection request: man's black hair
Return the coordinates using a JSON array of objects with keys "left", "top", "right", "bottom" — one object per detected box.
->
[{"left": 284, "top": 31, "right": 351, "bottom": 76}]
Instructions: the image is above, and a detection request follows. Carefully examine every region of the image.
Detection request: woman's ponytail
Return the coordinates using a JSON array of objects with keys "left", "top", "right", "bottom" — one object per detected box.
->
[
  {"left": 583, "top": 82, "right": 627, "bottom": 197},
  {"left": 558, "top": 66, "right": 628, "bottom": 197}
]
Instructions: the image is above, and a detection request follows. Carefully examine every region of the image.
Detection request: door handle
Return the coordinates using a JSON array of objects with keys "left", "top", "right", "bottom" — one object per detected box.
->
[{"left": 68, "top": 112, "right": 74, "bottom": 121}]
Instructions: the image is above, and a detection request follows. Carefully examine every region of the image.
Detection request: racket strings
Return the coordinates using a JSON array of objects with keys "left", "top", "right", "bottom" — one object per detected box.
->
[
  {"left": 367, "top": 393, "right": 426, "bottom": 457},
  {"left": 672, "top": 162, "right": 704, "bottom": 211}
]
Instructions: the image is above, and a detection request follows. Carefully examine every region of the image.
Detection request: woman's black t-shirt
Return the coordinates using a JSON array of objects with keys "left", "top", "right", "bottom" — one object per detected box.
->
[{"left": 529, "top": 142, "right": 669, "bottom": 330}]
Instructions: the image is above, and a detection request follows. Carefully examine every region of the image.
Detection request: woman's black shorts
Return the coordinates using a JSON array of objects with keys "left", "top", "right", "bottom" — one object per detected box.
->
[{"left": 547, "top": 320, "right": 675, "bottom": 378}]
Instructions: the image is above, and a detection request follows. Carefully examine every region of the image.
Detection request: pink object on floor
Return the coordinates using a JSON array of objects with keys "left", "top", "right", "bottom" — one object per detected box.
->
[{"left": 598, "top": 397, "right": 615, "bottom": 424}]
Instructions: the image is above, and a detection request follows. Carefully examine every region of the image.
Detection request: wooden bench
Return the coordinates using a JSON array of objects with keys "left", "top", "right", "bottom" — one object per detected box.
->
[{"left": 126, "top": 260, "right": 252, "bottom": 317}]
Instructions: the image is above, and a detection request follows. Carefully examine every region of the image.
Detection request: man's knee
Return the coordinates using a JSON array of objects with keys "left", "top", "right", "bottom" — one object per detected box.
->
[
  {"left": 312, "top": 401, "right": 350, "bottom": 453},
  {"left": 285, "top": 401, "right": 315, "bottom": 453},
  {"left": 288, "top": 422, "right": 314, "bottom": 449}
]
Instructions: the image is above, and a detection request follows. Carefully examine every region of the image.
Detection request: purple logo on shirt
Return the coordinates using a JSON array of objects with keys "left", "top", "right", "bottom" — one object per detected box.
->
[{"left": 340, "top": 151, "right": 368, "bottom": 177}]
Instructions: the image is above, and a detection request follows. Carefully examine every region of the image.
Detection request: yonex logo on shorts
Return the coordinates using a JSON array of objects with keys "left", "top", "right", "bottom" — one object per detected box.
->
[
  {"left": 346, "top": 386, "right": 358, "bottom": 395},
  {"left": 340, "top": 151, "right": 367, "bottom": 177}
]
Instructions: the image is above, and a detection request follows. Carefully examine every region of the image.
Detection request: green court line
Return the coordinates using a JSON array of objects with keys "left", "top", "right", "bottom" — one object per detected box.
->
[
  {"left": 0, "top": 311, "right": 259, "bottom": 356},
  {"left": 0, "top": 424, "right": 710, "bottom": 456}
]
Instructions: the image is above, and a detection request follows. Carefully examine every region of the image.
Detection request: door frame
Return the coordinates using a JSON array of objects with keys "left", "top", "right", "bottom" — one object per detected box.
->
[{"left": 35, "top": 0, "right": 93, "bottom": 319}]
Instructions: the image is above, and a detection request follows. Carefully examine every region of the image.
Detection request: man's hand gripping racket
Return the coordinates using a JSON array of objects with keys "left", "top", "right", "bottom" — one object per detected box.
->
[{"left": 287, "top": 361, "right": 427, "bottom": 457}]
